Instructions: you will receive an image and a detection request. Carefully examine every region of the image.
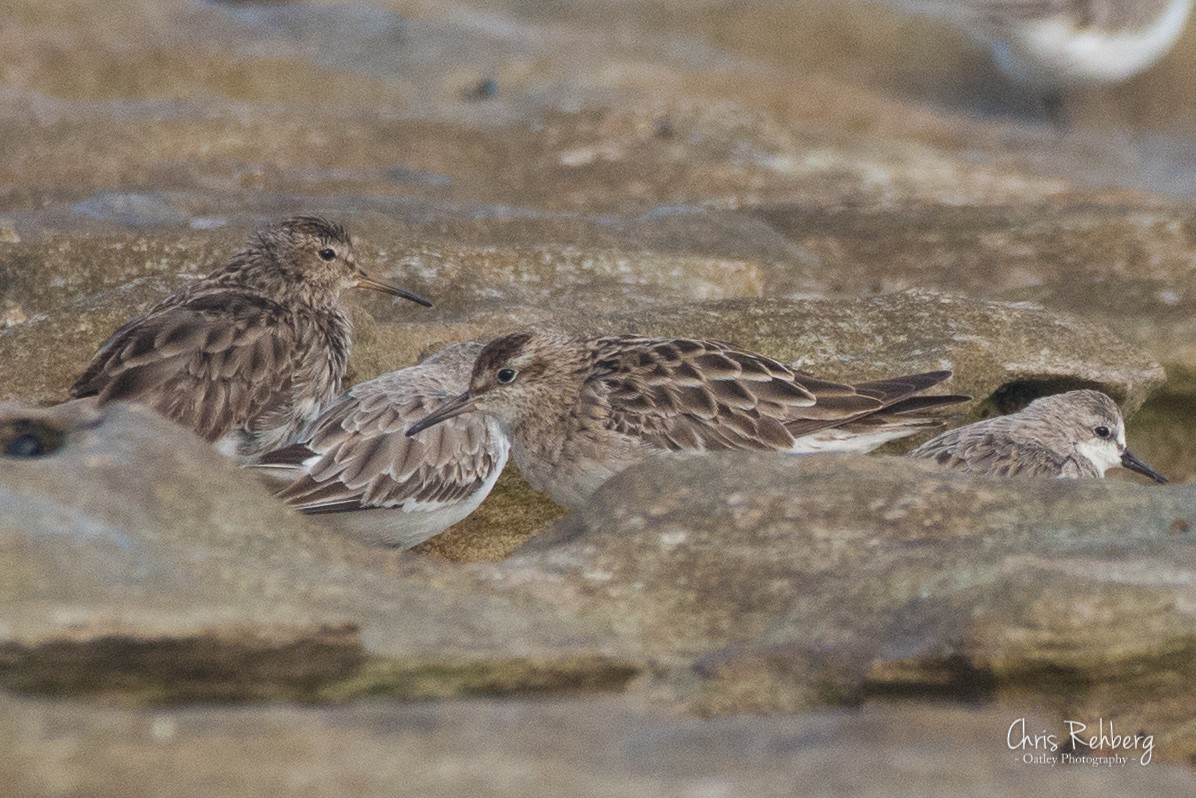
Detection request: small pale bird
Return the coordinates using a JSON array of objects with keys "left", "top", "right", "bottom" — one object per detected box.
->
[
  {"left": 891, "top": 0, "right": 1193, "bottom": 117},
  {"left": 406, "top": 330, "right": 969, "bottom": 510},
  {"left": 69, "top": 216, "right": 432, "bottom": 460},
  {"left": 250, "top": 342, "right": 509, "bottom": 549},
  {"left": 909, "top": 389, "right": 1167, "bottom": 482}
]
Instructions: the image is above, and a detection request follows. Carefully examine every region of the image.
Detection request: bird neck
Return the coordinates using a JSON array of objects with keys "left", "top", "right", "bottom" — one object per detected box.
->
[{"left": 203, "top": 250, "right": 342, "bottom": 310}]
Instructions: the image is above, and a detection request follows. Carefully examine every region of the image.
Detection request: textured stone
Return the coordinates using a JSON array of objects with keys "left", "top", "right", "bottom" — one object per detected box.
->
[
  {"left": 750, "top": 201, "right": 1196, "bottom": 387},
  {"left": 3, "top": 0, "right": 1196, "bottom": 785},
  {"left": 508, "top": 453, "right": 1196, "bottom": 754},
  {"left": 0, "top": 400, "right": 635, "bottom": 701},
  {"left": 5, "top": 695, "right": 1195, "bottom": 797}
]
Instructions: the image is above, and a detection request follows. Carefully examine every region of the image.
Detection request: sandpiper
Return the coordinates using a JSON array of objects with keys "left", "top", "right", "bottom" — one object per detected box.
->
[
  {"left": 909, "top": 389, "right": 1167, "bottom": 482},
  {"left": 250, "top": 342, "right": 508, "bottom": 548},
  {"left": 405, "top": 330, "right": 969, "bottom": 509},
  {"left": 70, "top": 216, "right": 431, "bottom": 459},
  {"left": 893, "top": 0, "right": 1192, "bottom": 116}
]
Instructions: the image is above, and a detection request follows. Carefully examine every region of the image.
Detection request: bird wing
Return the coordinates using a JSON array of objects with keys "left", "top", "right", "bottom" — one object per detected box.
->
[
  {"left": 259, "top": 377, "right": 509, "bottom": 514},
  {"left": 782, "top": 369, "right": 963, "bottom": 438},
  {"left": 910, "top": 423, "right": 1080, "bottom": 477},
  {"left": 70, "top": 292, "right": 302, "bottom": 443},
  {"left": 589, "top": 338, "right": 890, "bottom": 453}
]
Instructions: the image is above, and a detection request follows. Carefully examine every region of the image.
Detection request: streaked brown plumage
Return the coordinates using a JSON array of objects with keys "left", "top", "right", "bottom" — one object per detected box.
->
[
  {"left": 250, "top": 342, "right": 508, "bottom": 549},
  {"left": 406, "top": 330, "right": 969, "bottom": 509},
  {"left": 69, "top": 216, "right": 431, "bottom": 459},
  {"left": 909, "top": 389, "right": 1167, "bottom": 482}
]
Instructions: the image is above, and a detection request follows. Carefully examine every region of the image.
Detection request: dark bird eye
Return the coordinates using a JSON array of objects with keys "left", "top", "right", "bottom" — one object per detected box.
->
[
  {"left": 497, "top": 368, "right": 518, "bottom": 384},
  {"left": 318, "top": 248, "right": 337, "bottom": 262},
  {"left": 1094, "top": 426, "right": 1111, "bottom": 439}
]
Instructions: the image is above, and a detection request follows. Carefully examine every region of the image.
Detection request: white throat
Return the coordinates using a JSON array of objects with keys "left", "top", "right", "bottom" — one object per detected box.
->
[{"left": 1073, "top": 439, "right": 1123, "bottom": 476}]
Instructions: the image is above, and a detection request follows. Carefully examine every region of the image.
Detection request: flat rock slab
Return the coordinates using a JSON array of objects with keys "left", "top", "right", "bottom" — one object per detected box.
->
[
  {"left": 504, "top": 452, "right": 1196, "bottom": 754},
  {"left": 0, "top": 400, "right": 635, "bottom": 702},
  {"left": 750, "top": 201, "right": 1196, "bottom": 385},
  {"left": 5, "top": 695, "right": 1194, "bottom": 797}
]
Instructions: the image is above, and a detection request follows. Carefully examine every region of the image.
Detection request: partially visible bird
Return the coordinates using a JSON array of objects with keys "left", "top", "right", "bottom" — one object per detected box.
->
[
  {"left": 909, "top": 388, "right": 1167, "bottom": 482},
  {"left": 250, "top": 342, "right": 509, "bottom": 549},
  {"left": 406, "top": 330, "right": 969, "bottom": 510},
  {"left": 889, "top": 0, "right": 1193, "bottom": 120},
  {"left": 69, "top": 216, "right": 432, "bottom": 459}
]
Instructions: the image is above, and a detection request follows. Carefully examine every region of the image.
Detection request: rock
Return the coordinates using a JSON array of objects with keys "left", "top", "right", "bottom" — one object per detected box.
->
[
  {"left": 0, "top": 223, "right": 773, "bottom": 404},
  {"left": 2, "top": 0, "right": 1196, "bottom": 782},
  {"left": 0, "top": 400, "right": 636, "bottom": 701},
  {"left": 750, "top": 201, "right": 1196, "bottom": 390},
  {"left": 70, "top": 191, "right": 193, "bottom": 227},
  {"left": 5, "top": 695, "right": 1195, "bottom": 796},
  {"left": 507, "top": 452, "right": 1196, "bottom": 756}
]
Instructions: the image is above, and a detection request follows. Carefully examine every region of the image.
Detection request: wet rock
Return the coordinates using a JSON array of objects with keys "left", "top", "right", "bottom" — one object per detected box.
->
[
  {"left": 0, "top": 400, "right": 635, "bottom": 701},
  {"left": 508, "top": 453, "right": 1196, "bottom": 755},
  {"left": 5, "top": 696, "right": 1195, "bottom": 797}
]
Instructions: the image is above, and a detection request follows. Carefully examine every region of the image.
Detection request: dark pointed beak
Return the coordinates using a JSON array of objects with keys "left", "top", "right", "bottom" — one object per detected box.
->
[
  {"left": 1121, "top": 448, "right": 1168, "bottom": 484},
  {"left": 406, "top": 391, "right": 475, "bottom": 437},
  {"left": 354, "top": 270, "right": 433, "bottom": 307}
]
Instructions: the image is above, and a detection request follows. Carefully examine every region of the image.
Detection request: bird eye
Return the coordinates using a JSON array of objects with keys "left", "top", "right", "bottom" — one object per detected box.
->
[
  {"left": 318, "top": 248, "right": 337, "bottom": 262},
  {"left": 1094, "top": 426, "right": 1111, "bottom": 439},
  {"left": 497, "top": 368, "right": 518, "bottom": 384}
]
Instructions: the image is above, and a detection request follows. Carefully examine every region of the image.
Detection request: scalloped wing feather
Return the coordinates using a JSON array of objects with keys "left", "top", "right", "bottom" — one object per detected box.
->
[
  {"left": 70, "top": 292, "right": 313, "bottom": 445},
  {"left": 591, "top": 338, "right": 958, "bottom": 453},
  {"left": 910, "top": 422, "right": 1096, "bottom": 477},
  {"left": 267, "top": 376, "right": 509, "bottom": 514}
]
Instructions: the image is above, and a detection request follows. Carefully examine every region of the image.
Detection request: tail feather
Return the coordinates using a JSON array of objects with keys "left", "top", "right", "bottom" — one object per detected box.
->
[
  {"left": 881, "top": 393, "right": 972, "bottom": 417},
  {"left": 784, "top": 369, "right": 969, "bottom": 446},
  {"left": 850, "top": 370, "right": 952, "bottom": 402}
]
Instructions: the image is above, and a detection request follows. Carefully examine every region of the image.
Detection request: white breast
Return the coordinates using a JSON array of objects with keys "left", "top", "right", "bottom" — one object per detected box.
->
[{"left": 991, "top": 0, "right": 1193, "bottom": 89}]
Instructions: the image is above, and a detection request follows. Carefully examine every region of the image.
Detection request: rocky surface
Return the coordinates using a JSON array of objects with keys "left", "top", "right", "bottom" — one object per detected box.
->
[
  {"left": 0, "top": 400, "right": 636, "bottom": 701},
  {"left": 7, "top": 399, "right": 1196, "bottom": 764},
  {"left": 4, "top": 0, "right": 1196, "bottom": 789},
  {"left": 509, "top": 454, "right": 1196, "bottom": 754},
  {"left": 7, "top": 696, "right": 1196, "bottom": 797}
]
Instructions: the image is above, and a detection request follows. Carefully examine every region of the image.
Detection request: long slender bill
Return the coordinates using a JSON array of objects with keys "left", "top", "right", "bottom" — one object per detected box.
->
[
  {"left": 406, "top": 391, "right": 475, "bottom": 437},
  {"left": 1121, "top": 448, "right": 1168, "bottom": 484},
  {"left": 355, "top": 271, "right": 433, "bottom": 307}
]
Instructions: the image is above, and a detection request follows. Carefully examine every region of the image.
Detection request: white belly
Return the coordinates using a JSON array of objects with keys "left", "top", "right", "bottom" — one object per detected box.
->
[
  {"left": 991, "top": 0, "right": 1193, "bottom": 89},
  {"left": 315, "top": 482, "right": 496, "bottom": 550}
]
